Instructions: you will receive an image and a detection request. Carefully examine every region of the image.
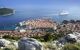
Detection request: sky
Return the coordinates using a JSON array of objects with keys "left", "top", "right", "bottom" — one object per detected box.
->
[
  {"left": 0, "top": 0, "right": 80, "bottom": 15},
  {"left": 0, "top": 0, "right": 80, "bottom": 10}
]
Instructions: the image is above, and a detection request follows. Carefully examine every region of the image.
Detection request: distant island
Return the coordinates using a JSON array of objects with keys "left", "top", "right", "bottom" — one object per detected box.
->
[{"left": 0, "top": 8, "right": 15, "bottom": 16}]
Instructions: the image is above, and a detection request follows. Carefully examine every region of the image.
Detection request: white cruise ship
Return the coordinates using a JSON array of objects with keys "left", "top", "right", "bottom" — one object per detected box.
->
[{"left": 59, "top": 10, "right": 69, "bottom": 16}]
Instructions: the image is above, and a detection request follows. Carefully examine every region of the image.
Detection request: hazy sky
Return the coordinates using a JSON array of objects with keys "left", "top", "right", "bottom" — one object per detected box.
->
[{"left": 0, "top": 0, "right": 80, "bottom": 10}]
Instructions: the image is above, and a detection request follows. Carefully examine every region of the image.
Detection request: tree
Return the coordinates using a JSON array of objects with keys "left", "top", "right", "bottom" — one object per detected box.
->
[
  {"left": 62, "top": 20, "right": 69, "bottom": 24},
  {"left": 70, "top": 20, "right": 76, "bottom": 23},
  {"left": 43, "top": 33, "right": 53, "bottom": 42}
]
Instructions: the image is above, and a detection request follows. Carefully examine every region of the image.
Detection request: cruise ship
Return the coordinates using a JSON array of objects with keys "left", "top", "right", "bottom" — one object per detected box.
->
[{"left": 59, "top": 10, "right": 69, "bottom": 16}]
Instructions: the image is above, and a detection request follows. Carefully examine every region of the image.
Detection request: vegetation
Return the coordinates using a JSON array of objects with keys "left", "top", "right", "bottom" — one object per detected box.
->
[
  {"left": 32, "top": 32, "right": 65, "bottom": 42},
  {"left": 76, "top": 20, "right": 80, "bottom": 22},
  {"left": 62, "top": 20, "right": 69, "bottom": 24},
  {"left": 44, "top": 28, "right": 55, "bottom": 33},
  {"left": 62, "top": 43, "right": 80, "bottom": 50},
  {"left": 42, "top": 42, "right": 56, "bottom": 50},
  {"left": 62, "top": 20, "right": 80, "bottom": 24},
  {"left": 0, "top": 8, "right": 14, "bottom": 16},
  {"left": 3, "top": 48, "right": 13, "bottom": 50},
  {"left": 70, "top": 20, "right": 76, "bottom": 23},
  {"left": 3, "top": 35, "right": 20, "bottom": 40}
]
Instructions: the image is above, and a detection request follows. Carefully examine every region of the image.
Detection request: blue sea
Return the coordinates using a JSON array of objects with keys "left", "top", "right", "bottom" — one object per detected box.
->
[{"left": 0, "top": 9, "right": 80, "bottom": 30}]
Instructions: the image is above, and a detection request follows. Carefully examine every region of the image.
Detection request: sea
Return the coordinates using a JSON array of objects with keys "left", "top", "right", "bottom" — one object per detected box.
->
[{"left": 0, "top": 9, "right": 80, "bottom": 30}]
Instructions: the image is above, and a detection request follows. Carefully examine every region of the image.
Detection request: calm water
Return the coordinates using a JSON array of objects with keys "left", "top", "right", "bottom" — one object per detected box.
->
[{"left": 0, "top": 9, "right": 80, "bottom": 30}]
